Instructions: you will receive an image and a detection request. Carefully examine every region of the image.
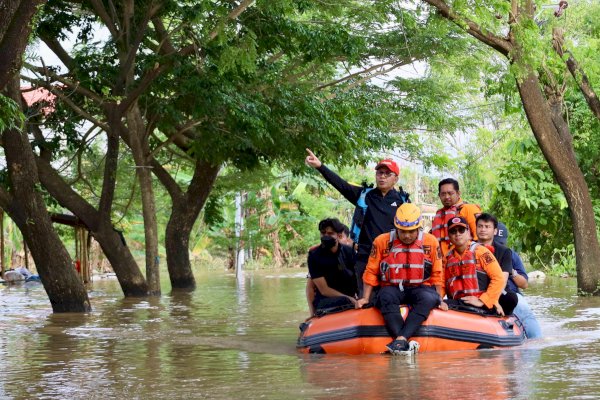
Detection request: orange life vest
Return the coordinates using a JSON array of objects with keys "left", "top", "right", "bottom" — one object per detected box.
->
[
  {"left": 380, "top": 230, "right": 432, "bottom": 288},
  {"left": 444, "top": 242, "right": 489, "bottom": 299},
  {"left": 431, "top": 202, "right": 465, "bottom": 244}
]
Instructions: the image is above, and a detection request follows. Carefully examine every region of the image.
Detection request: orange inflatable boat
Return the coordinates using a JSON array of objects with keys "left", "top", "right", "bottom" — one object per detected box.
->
[{"left": 297, "top": 305, "right": 525, "bottom": 354}]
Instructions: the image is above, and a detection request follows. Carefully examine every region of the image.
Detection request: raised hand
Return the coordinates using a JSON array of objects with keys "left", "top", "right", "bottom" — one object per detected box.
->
[{"left": 305, "top": 148, "right": 322, "bottom": 168}]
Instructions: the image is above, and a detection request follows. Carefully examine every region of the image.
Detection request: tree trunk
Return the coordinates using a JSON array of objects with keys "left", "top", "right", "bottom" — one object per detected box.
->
[
  {"left": 161, "top": 160, "right": 220, "bottom": 290},
  {"left": 91, "top": 222, "right": 150, "bottom": 294},
  {"left": 0, "top": 0, "right": 45, "bottom": 89},
  {"left": 1, "top": 79, "right": 90, "bottom": 312},
  {"left": 35, "top": 150, "right": 149, "bottom": 296},
  {"left": 420, "top": 0, "right": 600, "bottom": 295},
  {"left": 517, "top": 73, "right": 600, "bottom": 294},
  {"left": 164, "top": 204, "right": 196, "bottom": 289},
  {"left": 264, "top": 192, "right": 283, "bottom": 267},
  {"left": 127, "top": 105, "right": 161, "bottom": 295}
]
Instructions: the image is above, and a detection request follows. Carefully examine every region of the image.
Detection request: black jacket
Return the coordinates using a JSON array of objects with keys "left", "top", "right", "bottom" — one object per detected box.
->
[{"left": 317, "top": 165, "right": 409, "bottom": 248}]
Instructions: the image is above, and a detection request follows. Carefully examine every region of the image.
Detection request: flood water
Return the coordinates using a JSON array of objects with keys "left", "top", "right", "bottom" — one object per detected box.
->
[{"left": 1, "top": 270, "right": 600, "bottom": 399}]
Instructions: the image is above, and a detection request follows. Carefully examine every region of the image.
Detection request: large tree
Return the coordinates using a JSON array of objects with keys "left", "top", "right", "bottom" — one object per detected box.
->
[
  {"left": 422, "top": 0, "right": 600, "bottom": 294},
  {"left": 0, "top": 0, "right": 91, "bottom": 311},
  {"left": 26, "top": 1, "right": 466, "bottom": 292}
]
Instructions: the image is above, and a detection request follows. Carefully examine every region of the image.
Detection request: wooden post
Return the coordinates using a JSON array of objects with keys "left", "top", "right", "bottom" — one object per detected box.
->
[
  {"left": 75, "top": 226, "right": 80, "bottom": 279},
  {"left": 24, "top": 241, "right": 29, "bottom": 269},
  {"left": 81, "top": 229, "right": 90, "bottom": 283},
  {"left": 75, "top": 227, "right": 91, "bottom": 283},
  {"left": 0, "top": 209, "right": 4, "bottom": 277}
]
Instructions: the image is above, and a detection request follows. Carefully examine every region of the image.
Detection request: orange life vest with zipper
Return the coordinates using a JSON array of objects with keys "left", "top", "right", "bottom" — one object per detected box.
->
[
  {"left": 431, "top": 202, "right": 466, "bottom": 244},
  {"left": 379, "top": 230, "right": 432, "bottom": 287},
  {"left": 444, "top": 242, "right": 490, "bottom": 299}
]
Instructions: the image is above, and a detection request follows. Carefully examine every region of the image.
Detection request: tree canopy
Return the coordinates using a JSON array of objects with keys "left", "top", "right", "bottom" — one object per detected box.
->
[{"left": 3, "top": 0, "right": 600, "bottom": 310}]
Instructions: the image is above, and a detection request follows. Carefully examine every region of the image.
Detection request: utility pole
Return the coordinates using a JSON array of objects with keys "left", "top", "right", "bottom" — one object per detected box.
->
[{"left": 234, "top": 192, "right": 245, "bottom": 280}]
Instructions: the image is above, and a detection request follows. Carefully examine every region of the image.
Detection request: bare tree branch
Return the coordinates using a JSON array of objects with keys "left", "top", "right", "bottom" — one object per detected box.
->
[
  {"left": 24, "top": 62, "right": 105, "bottom": 104},
  {"left": 208, "top": 0, "right": 256, "bottom": 41},
  {"left": 317, "top": 59, "right": 411, "bottom": 91},
  {"left": 422, "top": 0, "right": 512, "bottom": 56},
  {"left": 88, "top": 0, "right": 119, "bottom": 39},
  {"left": 152, "top": 17, "right": 177, "bottom": 55},
  {"left": 21, "top": 75, "right": 109, "bottom": 131},
  {"left": 116, "top": 2, "right": 162, "bottom": 93},
  {"left": 39, "top": 34, "right": 75, "bottom": 71},
  {"left": 118, "top": 1, "right": 256, "bottom": 114},
  {"left": 149, "top": 119, "right": 203, "bottom": 158},
  {"left": 553, "top": 27, "right": 600, "bottom": 121}
]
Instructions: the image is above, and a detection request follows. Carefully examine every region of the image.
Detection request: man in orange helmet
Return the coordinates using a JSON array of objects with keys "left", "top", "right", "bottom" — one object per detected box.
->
[{"left": 356, "top": 203, "right": 443, "bottom": 355}]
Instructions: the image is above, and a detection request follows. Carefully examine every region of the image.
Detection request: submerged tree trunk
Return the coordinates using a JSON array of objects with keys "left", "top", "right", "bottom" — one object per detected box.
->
[
  {"left": 517, "top": 74, "right": 600, "bottom": 294},
  {"left": 127, "top": 105, "right": 161, "bottom": 295},
  {"left": 161, "top": 160, "right": 220, "bottom": 290},
  {"left": 0, "top": 79, "right": 90, "bottom": 312},
  {"left": 35, "top": 135, "right": 149, "bottom": 296}
]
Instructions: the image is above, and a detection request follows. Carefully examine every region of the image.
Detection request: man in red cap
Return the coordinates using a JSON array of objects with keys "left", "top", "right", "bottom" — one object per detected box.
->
[
  {"left": 441, "top": 216, "right": 515, "bottom": 315},
  {"left": 305, "top": 148, "right": 410, "bottom": 295}
]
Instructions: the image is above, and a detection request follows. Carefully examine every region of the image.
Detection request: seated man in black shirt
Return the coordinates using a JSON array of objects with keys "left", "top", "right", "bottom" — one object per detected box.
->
[
  {"left": 308, "top": 218, "right": 358, "bottom": 313},
  {"left": 475, "top": 213, "right": 519, "bottom": 315},
  {"left": 306, "top": 219, "right": 353, "bottom": 317}
]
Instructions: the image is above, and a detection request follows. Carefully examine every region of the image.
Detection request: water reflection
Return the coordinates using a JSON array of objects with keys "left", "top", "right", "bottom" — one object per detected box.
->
[
  {"left": 300, "top": 350, "right": 532, "bottom": 400},
  {"left": 0, "top": 272, "right": 600, "bottom": 399}
]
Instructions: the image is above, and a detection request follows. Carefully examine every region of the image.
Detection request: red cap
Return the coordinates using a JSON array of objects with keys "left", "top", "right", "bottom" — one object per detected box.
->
[
  {"left": 447, "top": 216, "right": 468, "bottom": 231},
  {"left": 375, "top": 159, "right": 399, "bottom": 175}
]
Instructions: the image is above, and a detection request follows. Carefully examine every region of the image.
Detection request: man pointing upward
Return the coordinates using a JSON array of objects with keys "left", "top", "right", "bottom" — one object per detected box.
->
[{"left": 305, "top": 148, "right": 410, "bottom": 295}]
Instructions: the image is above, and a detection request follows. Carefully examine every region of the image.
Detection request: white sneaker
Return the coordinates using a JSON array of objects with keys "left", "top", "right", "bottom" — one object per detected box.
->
[{"left": 408, "top": 340, "right": 420, "bottom": 354}]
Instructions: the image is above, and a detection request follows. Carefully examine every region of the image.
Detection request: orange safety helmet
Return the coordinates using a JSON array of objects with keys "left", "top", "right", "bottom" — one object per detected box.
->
[{"left": 394, "top": 203, "right": 423, "bottom": 231}]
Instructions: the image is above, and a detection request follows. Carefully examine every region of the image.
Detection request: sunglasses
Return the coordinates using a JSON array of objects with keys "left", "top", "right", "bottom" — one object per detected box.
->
[{"left": 448, "top": 226, "right": 467, "bottom": 235}]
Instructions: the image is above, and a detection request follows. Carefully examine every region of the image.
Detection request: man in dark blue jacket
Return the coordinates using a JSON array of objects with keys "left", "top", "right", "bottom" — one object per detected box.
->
[{"left": 496, "top": 222, "right": 543, "bottom": 338}]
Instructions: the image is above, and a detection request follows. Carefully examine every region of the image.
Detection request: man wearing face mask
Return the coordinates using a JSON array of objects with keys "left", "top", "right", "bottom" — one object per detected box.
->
[
  {"left": 307, "top": 218, "right": 358, "bottom": 313},
  {"left": 306, "top": 219, "right": 353, "bottom": 317}
]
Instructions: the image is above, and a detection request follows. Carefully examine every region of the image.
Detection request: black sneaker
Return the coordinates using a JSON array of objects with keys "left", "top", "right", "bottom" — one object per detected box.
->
[{"left": 386, "top": 339, "right": 409, "bottom": 355}]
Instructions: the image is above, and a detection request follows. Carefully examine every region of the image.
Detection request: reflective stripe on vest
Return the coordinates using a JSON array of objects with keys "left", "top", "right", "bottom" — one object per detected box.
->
[
  {"left": 431, "top": 203, "right": 464, "bottom": 243},
  {"left": 380, "top": 230, "right": 430, "bottom": 285},
  {"left": 444, "top": 241, "right": 487, "bottom": 299}
]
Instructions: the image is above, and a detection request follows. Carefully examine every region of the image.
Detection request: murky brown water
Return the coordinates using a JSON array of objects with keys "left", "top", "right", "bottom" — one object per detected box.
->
[{"left": 1, "top": 270, "right": 599, "bottom": 399}]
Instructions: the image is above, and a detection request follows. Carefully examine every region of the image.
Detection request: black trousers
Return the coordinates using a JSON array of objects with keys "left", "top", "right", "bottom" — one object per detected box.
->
[
  {"left": 498, "top": 291, "right": 519, "bottom": 316},
  {"left": 376, "top": 285, "right": 440, "bottom": 340},
  {"left": 314, "top": 295, "right": 354, "bottom": 312},
  {"left": 354, "top": 244, "right": 371, "bottom": 297}
]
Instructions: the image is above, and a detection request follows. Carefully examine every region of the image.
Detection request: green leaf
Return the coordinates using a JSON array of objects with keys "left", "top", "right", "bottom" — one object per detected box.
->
[{"left": 0, "top": 94, "right": 25, "bottom": 131}]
